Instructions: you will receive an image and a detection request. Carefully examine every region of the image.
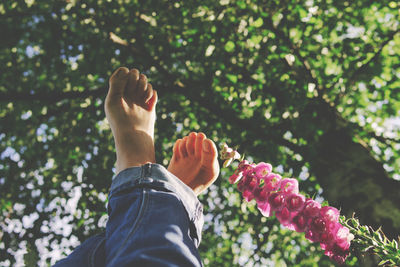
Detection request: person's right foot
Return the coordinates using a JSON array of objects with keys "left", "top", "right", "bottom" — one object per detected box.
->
[
  {"left": 105, "top": 67, "right": 158, "bottom": 174},
  {"left": 167, "top": 132, "right": 220, "bottom": 195}
]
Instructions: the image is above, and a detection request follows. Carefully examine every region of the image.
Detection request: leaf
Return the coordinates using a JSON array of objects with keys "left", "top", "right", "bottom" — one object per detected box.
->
[
  {"left": 226, "top": 74, "right": 238, "bottom": 83},
  {"left": 224, "top": 41, "right": 235, "bottom": 52},
  {"left": 253, "top": 17, "right": 263, "bottom": 27},
  {"left": 378, "top": 259, "right": 389, "bottom": 265},
  {"left": 392, "top": 240, "right": 398, "bottom": 250}
]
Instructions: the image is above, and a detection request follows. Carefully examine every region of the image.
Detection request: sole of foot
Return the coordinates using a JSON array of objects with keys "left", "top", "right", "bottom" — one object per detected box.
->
[{"left": 167, "top": 132, "right": 220, "bottom": 195}]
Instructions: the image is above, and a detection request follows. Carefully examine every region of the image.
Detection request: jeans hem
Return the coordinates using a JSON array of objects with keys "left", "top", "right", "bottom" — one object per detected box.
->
[{"left": 109, "top": 163, "right": 204, "bottom": 246}]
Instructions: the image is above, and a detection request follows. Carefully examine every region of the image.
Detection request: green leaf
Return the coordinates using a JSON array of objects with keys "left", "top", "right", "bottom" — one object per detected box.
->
[
  {"left": 392, "top": 240, "right": 398, "bottom": 250},
  {"left": 237, "top": 0, "right": 246, "bottom": 9},
  {"left": 224, "top": 41, "right": 235, "bottom": 52},
  {"left": 378, "top": 260, "right": 389, "bottom": 265},
  {"left": 250, "top": 35, "right": 263, "bottom": 44},
  {"left": 253, "top": 17, "right": 263, "bottom": 27},
  {"left": 226, "top": 74, "right": 238, "bottom": 83}
]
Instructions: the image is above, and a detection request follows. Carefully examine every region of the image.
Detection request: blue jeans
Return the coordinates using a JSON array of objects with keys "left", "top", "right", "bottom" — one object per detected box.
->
[{"left": 53, "top": 163, "right": 204, "bottom": 267}]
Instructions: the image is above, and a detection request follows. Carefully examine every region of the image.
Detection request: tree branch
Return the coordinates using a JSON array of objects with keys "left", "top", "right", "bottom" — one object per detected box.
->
[
  {"left": 347, "top": 27, "right": 400, "bottom": 87},
  {"left": 330, "top": 27, "right": 400, "bottom": 105},
  {"left": 0, "top": 86, "right": 106, "bottom": 102},
  {"left": 263, "top": 16, "right": 321, "bottom": 93}
]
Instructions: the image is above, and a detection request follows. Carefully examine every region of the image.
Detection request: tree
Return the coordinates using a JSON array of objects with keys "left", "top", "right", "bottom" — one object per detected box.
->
[{"left": 1, "top": 0, "right": 399, "bottom": 266}]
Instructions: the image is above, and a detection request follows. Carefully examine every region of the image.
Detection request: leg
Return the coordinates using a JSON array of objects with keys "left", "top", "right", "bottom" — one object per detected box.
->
[
  {"left": 54, "top": 67, "right": 220, "bottom": 267},
  {"left": 104, "top": 68, "right": 219, "bottom": 266}
]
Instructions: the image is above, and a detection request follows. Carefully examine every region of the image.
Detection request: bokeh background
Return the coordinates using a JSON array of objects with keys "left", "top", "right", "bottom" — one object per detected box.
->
[{"left": 1, "top": 0, "right": 399, "bottom": 266}]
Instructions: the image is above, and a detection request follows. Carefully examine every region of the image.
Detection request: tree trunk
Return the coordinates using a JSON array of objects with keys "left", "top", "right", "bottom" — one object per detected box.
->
[{"left": 305, "top": 106, "right": 400, "bottom": 241}]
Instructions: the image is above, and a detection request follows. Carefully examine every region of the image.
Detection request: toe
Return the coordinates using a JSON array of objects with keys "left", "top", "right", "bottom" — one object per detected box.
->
[
  {"left": 144, "top": 83, "right": 154, "bottom": 103},
  {"left": 110, "top": 67, "right": 129, "bottom": 83},
  {"left": 195, "top": 133, "right": 206, "bottom": 158},
  {"left": 137, "top": 74, "right": 148, "bottom": 99},
  {"left": 186, "top": 132, "right": 197, "bottom": 155},
  {"left": 146, "top": 89, "right": 157, "bottom": 111},
  {"left": 179, "top": 136, "right": 189, "bottom": 157},
  {"left": 172, "top": 139, "right": 182, "bottom": 161},
  {"left": 108, "top": 67, "right": 129, "bottom": 97},
  {"left": 201, "top": 139, "right": 218, "bottom": 168},
  {"left": 126, "top": 69, "right": 140, "bottom": 100}
]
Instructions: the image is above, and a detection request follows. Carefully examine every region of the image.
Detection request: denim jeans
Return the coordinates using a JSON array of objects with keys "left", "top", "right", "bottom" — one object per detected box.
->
[{"left": 53, "top": 163, "right": 204, "bottom": 267}]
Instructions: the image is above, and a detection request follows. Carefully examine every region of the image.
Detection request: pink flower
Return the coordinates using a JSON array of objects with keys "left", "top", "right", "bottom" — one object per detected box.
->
[
  {"left": 238, "top": 161, "right": 255, "bottom": 176},
  {"left": 254, "top": 187, "right": 271, "bottom": 217},
  {"left": 241, "top": 176, "right": 258, "bottom": 202},
  {"left": 263, "top": 173, "right": 282, "bottom": 192},
  {"left": 275, "top": 193, "right": 305, "bottom": 230},
  {"left": 320, "top": 206, "right": 340, "bottom": 223},
  {"left": 310, "top": 217, "right": 327, "bottom": 234},
  {"left": 237, "top": 175, "right": 251, "bottom": 192},
  {"left": 258, "top": 201, "right": 272, "bottom": 217},
  {"left": 292, "top": 214, "right": 308, "bottom": 232},
  {"left": 302, "top": 199, "right": 321, "bottom": 218},
  {"left": 286, "top": 193, "right": 305, "bottom": 212},
  {"left": 268, "top": 192, "right": 285, "bottom": 212},
  {"left": 305, "top": 229, "right": 320, "bottom": 243},
  {"left": 306, "top": 217, "right": 326, "bottom": 243},
  {"left": 323, "top": 241, "right": 351, "bottom": 265},
  {"left": 319, "top": 222, "right": 340, "bottom": 249},
  {"left": 254, "top": 162, "right": 272, "bottom": 180},
  {"left": 279, "top": 178, "right": 299, "bottom": 194},
  {"left": 238, "top": 160, "right": 249, "bottom": 169},
  {"left": 334, "top": 225, "right": 353, "bottom": 251},
  {"left": 276, "top": 206, "right": 292, "bottom": 226},
  {"left": 254, "top": 187, "right": 269, "bottom": 204},
  {"left": 242, "top": 189, "right": 254, "bottom": 202},
  {"left": 229, "top": 170, "right": 243, "bottom": 184},
  {"left": 331, "top": 253, "right": 349, "bottom": 265}
]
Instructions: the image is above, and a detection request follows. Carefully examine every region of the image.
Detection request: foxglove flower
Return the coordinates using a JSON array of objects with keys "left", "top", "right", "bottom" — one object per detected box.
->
[
  {"left": 254, "top": 162, "right": 272, "bottom": 180},
  {"left": 220, "top": 144, "right": 353, "bottom": 265},
  {"left": 292, "top": 214, "right": 308, "bottom": 232},
  {"left": 268, "top": 192, "right": 286, "bottom": 212},
  {"left": 280, "top": 178, "right": 299, "bottom": 194},
  {"left": 320, "top": 206, "right": 340, "bottom": 223},
  {"left": 286, "top": 193, "right": 305, "bottom": 213},
  {"left": 302, "top": 199, "right": 321, "bottom": 218},
  {"left": 263, "top": 173, "right": 282, "bottom": 191}
]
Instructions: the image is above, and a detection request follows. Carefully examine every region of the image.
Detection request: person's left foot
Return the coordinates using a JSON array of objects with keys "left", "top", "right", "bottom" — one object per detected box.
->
[
  {"left": 167, "top": 132, "right": 220, "bottom": 195},
  {"left": 105, "top": 67, "right": 158, "bottom": 174}
]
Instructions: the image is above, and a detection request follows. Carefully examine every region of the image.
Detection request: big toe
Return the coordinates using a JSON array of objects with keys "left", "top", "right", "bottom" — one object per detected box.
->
[
  {"left": 108, "top": 67, "right": 129, "bottom": 96},
  {"left": 201, "top": 139, "right": 219, "bottom": 171}
]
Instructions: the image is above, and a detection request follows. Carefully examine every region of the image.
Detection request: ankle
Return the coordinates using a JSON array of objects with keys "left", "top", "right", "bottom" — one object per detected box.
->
[{"left": 113, "top": 129, "right": 156, "bottom": 174}]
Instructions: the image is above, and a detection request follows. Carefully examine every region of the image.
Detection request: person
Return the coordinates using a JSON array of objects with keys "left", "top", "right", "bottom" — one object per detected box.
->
[{"left": 53, "top": 67, "right": 220, "bottom": 267}]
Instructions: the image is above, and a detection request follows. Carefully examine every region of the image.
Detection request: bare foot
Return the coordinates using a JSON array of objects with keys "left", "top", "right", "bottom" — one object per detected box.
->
[
  {"left": 167, "top": 132, "right": 220, "bottom": 195},
  {"left": 105, "top": 67, "right": 158, "bottom": 174}
]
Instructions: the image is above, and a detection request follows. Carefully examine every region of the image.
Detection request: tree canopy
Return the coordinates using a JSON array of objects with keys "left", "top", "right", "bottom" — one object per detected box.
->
[{"left": 1, "top": 0, "right": 399, "bottom": 266}]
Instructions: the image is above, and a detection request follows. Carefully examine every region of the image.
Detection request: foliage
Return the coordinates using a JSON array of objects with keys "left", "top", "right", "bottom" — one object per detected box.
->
[
  {"left": 1, "top": 0, "right": 399, "bottom": 266},
  {"left": 341, "top": 216, "right": 400, "bottom": 266}
]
